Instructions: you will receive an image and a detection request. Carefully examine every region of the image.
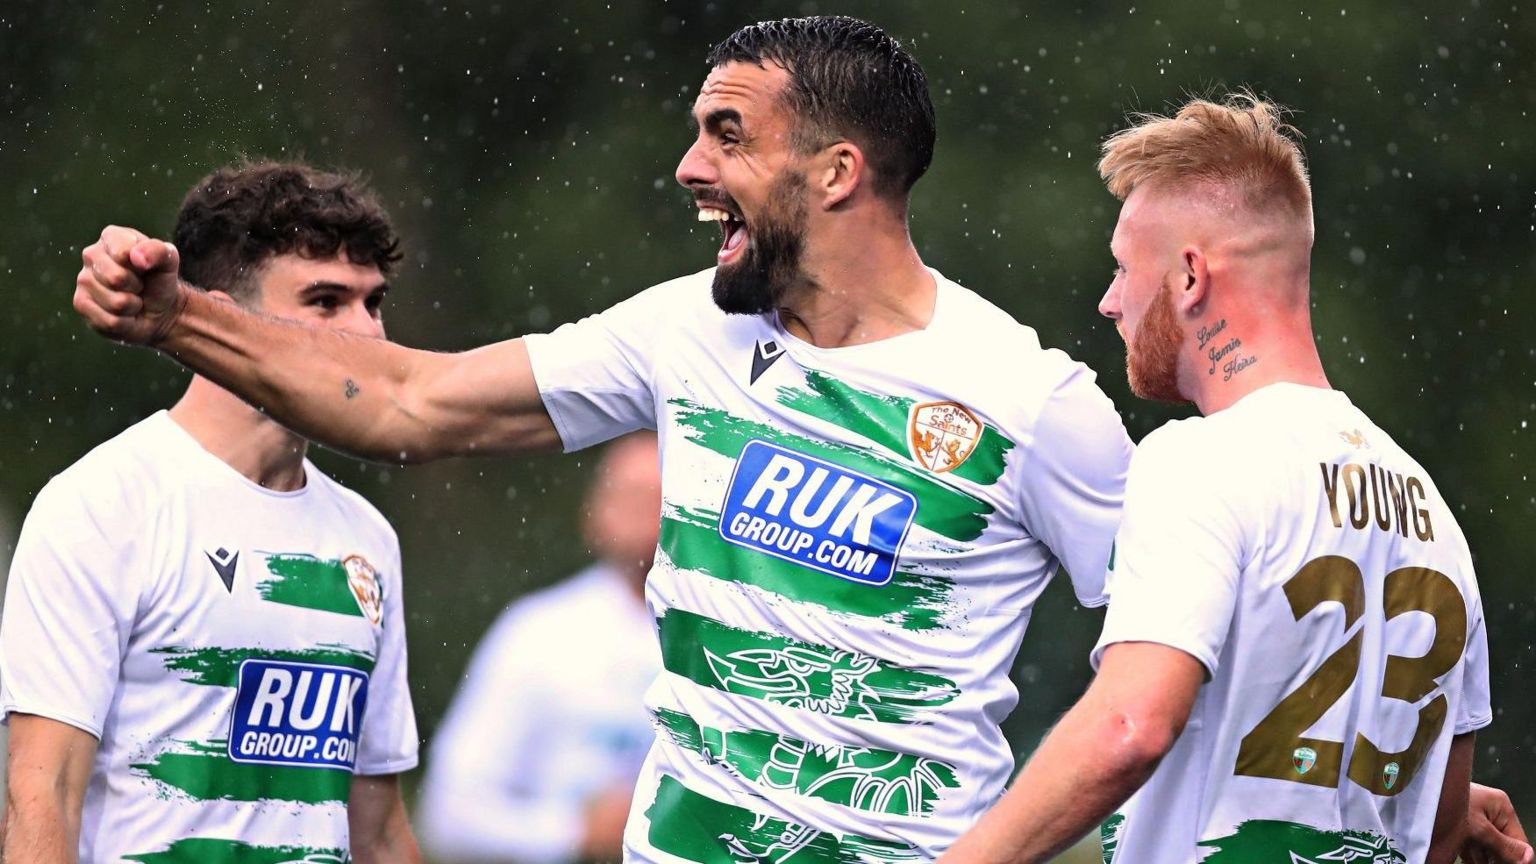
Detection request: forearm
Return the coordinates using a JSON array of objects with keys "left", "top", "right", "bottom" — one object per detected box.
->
[
  {"left": 350, "top": 815, "right": 420, "bottom": 864},
  {"left": 3, "top": 783, "right": 81, "bottom": 864},
  {"left": 942, "top": 701, "right": 1159, "bottom": 864},
  {"left": 162, "top": 287, "right": 449, "bottom": 462},
  {"left": 1427, "top": 733, "right": 1474, "bottom": 864},
  {"left": 349, "top": 776, "right": 421, "bottom": 864}
]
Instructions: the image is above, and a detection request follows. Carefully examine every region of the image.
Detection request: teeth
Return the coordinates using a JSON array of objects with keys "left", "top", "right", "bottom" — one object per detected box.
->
[{"left": 696, "top": 208, "right": 735, "bottom": 223}]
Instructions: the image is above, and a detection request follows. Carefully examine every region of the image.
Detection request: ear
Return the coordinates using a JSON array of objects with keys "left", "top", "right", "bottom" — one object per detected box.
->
[
  {"left": 817, "top": 141, "right": 865, "bottom": 209},
  {"left": 1178, "top": 245, "right": 1209, "bottom": 316}
]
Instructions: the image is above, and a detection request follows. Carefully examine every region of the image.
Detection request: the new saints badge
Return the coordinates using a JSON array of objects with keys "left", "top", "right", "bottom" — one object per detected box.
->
[
  {"left": 343, "top": 554, "right": 384, "bottom": 626},
  {"left": 1293, "top": 746, "right": 1317, "bottom": 775},
  {"left": 908, "top": 401, "right": 983, "bottom": 473},
  {"left": 1382, "top": 761, "right": 1400, "bottom": 790}
]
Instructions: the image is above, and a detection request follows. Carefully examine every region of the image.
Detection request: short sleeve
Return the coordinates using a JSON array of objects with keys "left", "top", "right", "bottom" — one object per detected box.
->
[
  {"left": 1015, "top": 363, "right": 1133, "bottom": 608},
  {"left": 523, "top": 284, "right": 670, "bottom": 453},
  {"left": 354, "top": 536, "right": 419, "bottom": 774},
  {"left": 1455, "top": 598, "right": 1492, "bottom": 735},
  {"left": 0, "top": 478, "right": 148, "bottom": 737},
  {"left": 1091, "top": 426, "right": 1245, "bottom": 676}
]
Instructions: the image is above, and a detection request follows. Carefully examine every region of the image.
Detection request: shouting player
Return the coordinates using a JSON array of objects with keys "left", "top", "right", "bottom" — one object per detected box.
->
[
  {"left": 70, "top": 16, "right": 1130, "bottom": 861},
  {"left": 5, "top": 162, "right": 420, "bottom": 863},
  {"left": 66, "top": 18, "right": 1528, "bottom": 864},
  {"left": 941, "top": 96, "right": 1513, "bottom": 864}
]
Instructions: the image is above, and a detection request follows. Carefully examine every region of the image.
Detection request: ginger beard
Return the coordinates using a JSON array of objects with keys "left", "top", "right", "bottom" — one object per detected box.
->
[
  {"left": 709, "top": 169, "right": 810, "bottom": 316},
  {"left": 1125, "top": 281, "right": 1185, "bottom": 402}
]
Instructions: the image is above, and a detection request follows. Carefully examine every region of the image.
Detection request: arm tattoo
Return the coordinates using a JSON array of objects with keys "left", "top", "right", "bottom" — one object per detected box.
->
[{"left": 344, "top": 379, "right": 361, "bottom": 399}]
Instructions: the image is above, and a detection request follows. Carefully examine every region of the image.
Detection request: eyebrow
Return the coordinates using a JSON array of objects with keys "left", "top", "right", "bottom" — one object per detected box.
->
[
  {"left": 688, "top": 107, "right": 744, "bottom": 135},
  {"left": 298, "top": 281, "right": 389, "bottom": 298}
]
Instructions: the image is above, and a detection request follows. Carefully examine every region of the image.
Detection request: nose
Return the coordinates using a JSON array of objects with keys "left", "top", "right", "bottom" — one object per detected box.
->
[
  {"left": 1098, "top": 281, "right": 1122, "bottom": 321},
  {"left": 675, "top": 137, "right": 716, "bottom": 189},
  {"left": 339, "top": 303, "right": 386, "bottom": 340}
]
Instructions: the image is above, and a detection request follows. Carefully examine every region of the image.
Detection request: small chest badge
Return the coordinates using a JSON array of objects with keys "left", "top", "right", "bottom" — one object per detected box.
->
[
  {"left": 1293, "top": 746, "right": 1317, "bottom": 775},
  {"left": 343, "top": 554, "right": 383, "bottom": 626},
  {"left": 908, "top": 401, "right": 984, "bottom": 473}
]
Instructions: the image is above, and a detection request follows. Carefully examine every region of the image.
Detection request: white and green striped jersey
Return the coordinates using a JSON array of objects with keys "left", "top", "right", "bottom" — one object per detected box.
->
[
  {"left": 0, "top": 411, "right": 418, "bottom": 864},
  {"left": 1094, "top": 385, "right": 1491, "bottom": 863},
  {"left": 526, "top": 268, "right": 1132, "bottom": 861}
]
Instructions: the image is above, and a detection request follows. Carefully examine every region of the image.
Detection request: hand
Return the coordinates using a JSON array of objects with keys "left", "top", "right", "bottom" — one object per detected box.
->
[
  {"left": 1464, "top": 783, "right": 1533, "bottom": 864},
  {"left": 74, "top": 225, "right": 187, "bottom": 346},
  {"left": 577, "top": 783, "right": 635, "bottom": 863}
]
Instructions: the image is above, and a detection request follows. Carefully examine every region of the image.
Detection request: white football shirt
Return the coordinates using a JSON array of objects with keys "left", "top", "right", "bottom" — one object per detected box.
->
[
  {"left": 1095, "top": 384, "right": 1491, "bottom": 863},
  {"left": 0, "top": 411, "right": 418, "bottom": 863},
  {"left": 526, "top": 267, "right": 1132, "bottom": 861},
  {"left": 420, "top": 563, "right": 660, "bottom": 863}
]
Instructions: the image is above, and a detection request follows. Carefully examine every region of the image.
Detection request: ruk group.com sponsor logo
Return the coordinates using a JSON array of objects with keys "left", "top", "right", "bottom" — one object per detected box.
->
[
  {"left": 719, "top": 439, "right": 917, "bottom": 586},
  {"left": 227, "top": 659, "right": 370, "bottom": 770}
]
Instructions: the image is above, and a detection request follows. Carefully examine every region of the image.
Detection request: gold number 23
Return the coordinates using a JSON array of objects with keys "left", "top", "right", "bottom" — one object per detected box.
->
[{"left": 1234, "top": 555, "right": 1467, "bottom": 796}]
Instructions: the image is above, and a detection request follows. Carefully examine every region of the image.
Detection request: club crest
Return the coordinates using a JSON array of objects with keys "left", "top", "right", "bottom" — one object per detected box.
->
[
  {"left": 908, "top": 401, "right": 984, "bottom": 474},
  {"left": 1382, "top": 762, "right": 1400, "bottom": 790},
  {"left": 1293, "top": 746, "right": 1317, "bottom": 775},
  {"left": 342, "top": 554, "right": 383, "bottom": 626}
]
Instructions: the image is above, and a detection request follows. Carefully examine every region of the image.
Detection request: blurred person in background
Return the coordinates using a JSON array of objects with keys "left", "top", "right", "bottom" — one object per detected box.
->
[
  {"left": 419, "top": 432, "right": 661, "bottom": 864},
  {"left": 3, "top": 162, "right": 420, "bottom": 863}
]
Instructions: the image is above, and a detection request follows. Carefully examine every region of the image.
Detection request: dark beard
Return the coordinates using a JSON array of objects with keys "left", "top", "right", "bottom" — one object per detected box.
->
[
  {"left": 711, "top": 171, "right": 809, "bottom": 316},
  {"left": 1126, "top": 282, "right": 1185, "bottom": 402}
]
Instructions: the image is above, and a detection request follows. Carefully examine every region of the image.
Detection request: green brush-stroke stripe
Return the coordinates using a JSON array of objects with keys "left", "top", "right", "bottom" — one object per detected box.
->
[
  {"left": 775, "top": 371, "right": 1015, "bottom": 487},
  {"left": 645, "top": 774, "right": 923, "bottom": 863},
  {"left": 257, "top": 554, "right": 364, "bottom": 617},
  {"left": 130, "top": 740, "right": 350, "bottom": 805},
  {"left": 155, "top": 645, "right": 376, "bottom": 688},
  {"left": 1198, "top": 820, "right": 1406, "bottom": 863},
  {"left": 670, "top": 399, "right": 990, "bottom": 543},
  {"left": 658, "top": 609, "right": 958, "bottom": 724},
  {"left": 1100, "top": 813, "right": 1125, "bottom": 864},
  {"left": 125, "top": 838, "right": 347, "bottom": 864},
  {"left": 654, "top": 708, "right": 957, "bottom": 816},
  {"left": 661, "top": 510, "right": 952, "bottom": 631}
]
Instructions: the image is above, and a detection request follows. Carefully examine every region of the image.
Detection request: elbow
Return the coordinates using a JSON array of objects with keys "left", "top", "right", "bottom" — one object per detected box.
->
[{"left": 1102, "top": 708, "right": 1183, "bottom": 781}]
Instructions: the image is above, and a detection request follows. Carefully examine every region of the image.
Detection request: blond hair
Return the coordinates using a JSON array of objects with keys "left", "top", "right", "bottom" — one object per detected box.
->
[{"left": 1098, "top": 93, "right": 1311, "bottom": 219}]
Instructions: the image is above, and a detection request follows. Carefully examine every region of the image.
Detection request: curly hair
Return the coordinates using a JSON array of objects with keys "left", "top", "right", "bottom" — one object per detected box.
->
[{"left": 173, "top": 160, "right": 402, "bottom": 301}]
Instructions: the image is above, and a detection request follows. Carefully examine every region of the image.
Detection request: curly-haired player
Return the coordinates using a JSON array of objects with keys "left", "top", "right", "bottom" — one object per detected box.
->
[{"left": 5, "top": 161, "right": 420, "bottom": 863}]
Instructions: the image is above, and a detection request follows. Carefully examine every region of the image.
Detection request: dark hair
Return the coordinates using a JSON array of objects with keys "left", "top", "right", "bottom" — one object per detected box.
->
[
  {"left": 173, "top": 160, "right": 402, "bottom": 300},
  {"left": 707, "top": 16, "right": 936, "bottom": 200}
]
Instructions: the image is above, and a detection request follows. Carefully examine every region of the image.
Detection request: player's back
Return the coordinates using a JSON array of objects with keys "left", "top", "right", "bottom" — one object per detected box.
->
[{"left": 1098, "top": 383, "right": 1490, "bottom": 863}]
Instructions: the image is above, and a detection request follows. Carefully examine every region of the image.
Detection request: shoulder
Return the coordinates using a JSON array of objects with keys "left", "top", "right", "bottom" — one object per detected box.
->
[
  {"left": 938, "top": 276, "right": 1108, "bottom": 411},
  {"left": 486, "top": 565, "right": 625, "bottom": 642},
  {"left": 1130, "top": 416, "right": 1230, "bottom": 474},
  {"left": 32, "top": 414, "right": 186, "bottom": 520},
  {"left": 608, "top": 268, "right": 721, "bottom": 320},
  {"left": 306, "top": 467, "right": 399, "bottom": 547},
  {"left": 932, "top": 277, "right": 1126, "bottom": 463}
]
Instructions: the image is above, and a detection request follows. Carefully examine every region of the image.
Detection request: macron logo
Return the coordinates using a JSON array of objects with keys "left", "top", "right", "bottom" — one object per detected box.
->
[
  {"left": 206, "top": 547, "right": 239, "bottom": 592},
  {"left": 750, "top": 340, "right": 786, "bottom": 385}
]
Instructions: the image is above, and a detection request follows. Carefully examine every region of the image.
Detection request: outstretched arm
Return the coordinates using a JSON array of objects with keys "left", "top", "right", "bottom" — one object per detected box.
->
[
  {"left": 938, "top": 642, "right": 1204, "bottom": 864},
  {"left": 75, "top": 226, "right": 561, "bottom": 463}
]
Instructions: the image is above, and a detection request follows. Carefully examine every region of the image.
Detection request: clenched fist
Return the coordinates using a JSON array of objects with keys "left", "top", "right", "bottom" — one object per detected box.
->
[{"left": 74, "top": 225, "right": 187, "bottom": 346}]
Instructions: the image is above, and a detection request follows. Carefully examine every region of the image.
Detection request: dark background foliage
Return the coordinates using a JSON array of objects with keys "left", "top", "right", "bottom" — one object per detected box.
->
[{"left": 3, "top": 0, "right": 1531, "bottom": 819}]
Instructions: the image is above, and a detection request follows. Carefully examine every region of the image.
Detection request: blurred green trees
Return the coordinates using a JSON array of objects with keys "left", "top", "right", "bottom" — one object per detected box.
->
[{"left": 2, "top": 0, "right": 1531, "bottom": 812}]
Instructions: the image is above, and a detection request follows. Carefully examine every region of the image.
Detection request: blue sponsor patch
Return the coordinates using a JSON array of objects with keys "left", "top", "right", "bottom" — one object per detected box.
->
[
  {"left": 227, "top": 659, "right": 369, "bottom": 770},
  {"left": 719, "top": 439, "right": 917, "bottom": 586}
]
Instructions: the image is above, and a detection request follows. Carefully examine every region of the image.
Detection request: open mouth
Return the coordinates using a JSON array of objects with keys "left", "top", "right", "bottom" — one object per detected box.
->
[{"left": 697, "top": 206, "right": 747, "bottom": 264}]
